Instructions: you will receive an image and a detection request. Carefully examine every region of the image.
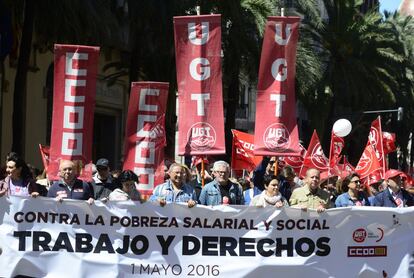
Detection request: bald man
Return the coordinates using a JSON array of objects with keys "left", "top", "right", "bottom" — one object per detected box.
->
[
  {"left": 289, "top": 168, "right": 330, "bottom": 213},
  {"left": 47, "top": 160, "right": 94, "bottom": 204}
]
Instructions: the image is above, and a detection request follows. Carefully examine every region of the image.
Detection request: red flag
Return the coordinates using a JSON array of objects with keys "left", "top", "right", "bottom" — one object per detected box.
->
[
  {"left": 382, "top": 132, "right": 396, "bottom": 154},
  {"left": 253, "top": 16, "right": 301, "bottom": 156},
  {"left": 231, "top": 130, "right": 262, "bottom": 171},
  {"left": 355, "top": 143, "right": 382, "bottom": 180},
  {"left": 174, "top": 15, "right": 225, "bottom": 155},
  {"left": 368, "top": 116, "right": 386, "bottom": 175},
  {"left": 341, "top": 156, "right": 355, "bottom": 172},
  {"left": 281, "top": 143, "right": 306, "bottom": 175},
  {"left": 38, "top": 144, "right": 50, "bottom": 170},
  {"left": 329, "top": 131, "right": 345, "bottom": 173},
  {"left": 123, "top": 82, "right": 169, "bottom": 197},
  {"left": 49, "top": 44, "right": 99, "bottom": 181},
  {"left": 300, "top": 130, "right": 328, "bottom": 177}
]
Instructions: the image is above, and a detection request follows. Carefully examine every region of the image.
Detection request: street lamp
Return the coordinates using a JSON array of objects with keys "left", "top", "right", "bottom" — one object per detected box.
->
[{"left": 362, "top": 107, "right": 403, "bottom": 121}]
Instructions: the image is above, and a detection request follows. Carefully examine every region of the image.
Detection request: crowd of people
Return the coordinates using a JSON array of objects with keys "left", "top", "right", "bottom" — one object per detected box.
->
[{"left": 0, "top": 152, "right": 413, "bottom": 210}]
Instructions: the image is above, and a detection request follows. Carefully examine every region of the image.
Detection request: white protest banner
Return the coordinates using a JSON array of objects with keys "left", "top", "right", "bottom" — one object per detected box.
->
[{"left": 0, "top": 197, "right": 413, "bottom": 277}]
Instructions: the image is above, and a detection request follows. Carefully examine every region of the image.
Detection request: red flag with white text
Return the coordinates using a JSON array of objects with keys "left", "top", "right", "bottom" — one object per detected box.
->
[
  {"left": 231, "top": 130, "right": 262, "bottom": 171},
  {"left": 341, "top": 156, "right": 355, "bottom": 172},
  {"left": 355, "top": 142, "right": 382, "bottom": 180},
  {"left": 254, "top": 16, "right": 301, "bottom": 156},
  {"left": 174, "top": 15, "right": 225, "bottom": 155},
  {"left": 368, "top": 117, "right": 386, "bottom": 175},
  {"left": 49, "top": 44, "right": 99, "bottom": 181},
  {"left": 123, "top": 82, "right": 169, "bottom": 197},
  {"left": 299, "top": 130, "right": 328, "bottom": 177}
]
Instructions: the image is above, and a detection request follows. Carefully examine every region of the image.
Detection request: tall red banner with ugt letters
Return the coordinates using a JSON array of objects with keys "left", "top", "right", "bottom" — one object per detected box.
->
[
  {"left": 254, "top": 17, "right": 301, "bottom": 156},
  {"left": 123, "top": 82, "right": 168, "bottom": 197},
  {"left": 49, "top": 44, "right": 99, "bottom": 181},
  {"left": 174, "top": 15, "right": 225, "bottom": 155}
]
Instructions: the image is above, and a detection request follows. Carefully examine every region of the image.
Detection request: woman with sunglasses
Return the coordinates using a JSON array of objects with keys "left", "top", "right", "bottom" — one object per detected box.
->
[
  {"left": 335, "top": 173, "right": 371, "bottom": 207},
  {"left": 108, "top": 170, "right": 141, "bottom": 202}
]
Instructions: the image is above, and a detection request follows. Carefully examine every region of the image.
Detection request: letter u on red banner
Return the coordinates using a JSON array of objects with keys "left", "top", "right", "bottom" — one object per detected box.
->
[
  {"left": 254, "top": 17, "right": 301, "bottom": 156},
  {"left": 123, "top": 82, "right": 169, "bottom": 197},
  {"left": 174, "top": 15, "right": 226, "bottom": 155},
  {"left": 49, "top": 44, "right": 100, "bottom": 181}
]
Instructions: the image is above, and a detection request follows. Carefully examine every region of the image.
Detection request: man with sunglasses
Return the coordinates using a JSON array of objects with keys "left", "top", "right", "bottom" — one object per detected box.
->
[
  {"left": 373, "top": 169, "right": 414, "bottom": 207},
  {"left": 335, "top": 173, "right": 370, "bottom": 207}
]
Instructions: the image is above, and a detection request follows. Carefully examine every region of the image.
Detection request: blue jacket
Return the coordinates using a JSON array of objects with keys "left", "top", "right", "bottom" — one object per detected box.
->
[
  {"left": 199, "top": 179, "right": 244, "bottom": 206},
  {"left": 149, "top": 180, "right": 196, "bottom": 204},
  {"left": 243, "top": 187, "right": 262, "bottom": 205},
  {"left": 373, "top": 188, "right": 414, "bottom": 207},
  {"left": 47, "top": 179, "right": 94, "bottom": 200},
  {"left": 335, "top": 192, "right": 371, "bottom": 207}
]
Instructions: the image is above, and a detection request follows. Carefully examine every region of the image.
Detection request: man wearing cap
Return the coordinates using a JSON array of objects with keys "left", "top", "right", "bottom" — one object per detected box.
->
[
  {"left": 199, "top": 161, "right": 244, "bottom": 206},
  {"left": 47, "top": 160, "right": 94, "bottom": 204},
  {"left": 92, "top": 158, "right": 116, "bottom": 201},
  {"left": 373, "top": 169, "right": 414, "bottom": 207},
  {"left": 289, "top": 168, "right": 330, "bottom": 213}
]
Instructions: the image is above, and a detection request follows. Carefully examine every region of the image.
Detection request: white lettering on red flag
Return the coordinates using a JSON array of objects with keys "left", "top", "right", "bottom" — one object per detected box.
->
[
  {"left": 49, "top": 44, "right": 99, "bottom": 181},
  {"left": 174, "top": 15, "right": 225, "bottom": 155},
  {"left": 254, "top": 17, "right": 301, "bottom": 156},
  {"left": 231, "top": 130, "right": 262, "bottom": 171},
  {"left": 123, "top": 82, "right": 169, "bottom": 196}
]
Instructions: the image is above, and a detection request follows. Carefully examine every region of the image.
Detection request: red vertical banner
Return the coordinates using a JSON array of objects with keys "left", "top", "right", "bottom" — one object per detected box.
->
[
  {"left": 49, "top": 44, "right": 99, "bottom": 181},
  {"left": 123, "top": 82, "right": 169, "bottom": 197},
  {"left": 254, "top": 17, "right": 301, "bottom": 156},
  {"left": 174, "top": 15, "right": 226, "bottom": 155}
]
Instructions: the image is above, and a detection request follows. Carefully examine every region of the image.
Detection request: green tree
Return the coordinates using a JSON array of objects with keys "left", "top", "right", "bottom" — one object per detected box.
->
[{"left": 296, "top": 0, "right": 407, "bottom": 163}]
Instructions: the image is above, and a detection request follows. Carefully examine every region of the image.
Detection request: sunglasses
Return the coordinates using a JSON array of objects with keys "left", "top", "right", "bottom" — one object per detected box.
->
[{"left": 351, "top": 180, "right": 361, "bottom": 185}]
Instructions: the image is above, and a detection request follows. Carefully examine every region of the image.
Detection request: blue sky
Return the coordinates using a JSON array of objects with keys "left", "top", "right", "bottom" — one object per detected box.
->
[{"left": 379, "top": 0, "right": 401, "bottom": 14}]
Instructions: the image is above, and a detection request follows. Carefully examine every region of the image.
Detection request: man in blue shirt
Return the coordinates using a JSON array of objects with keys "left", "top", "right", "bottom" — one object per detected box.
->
[
  {"left": 149, "top": 163, "right": 197, "bottom": 208},
  {"left": 199, "top": 161, "right": 244, "bottom": 206},
  {"left": 47, "top": 160, "right": 94, "bottom": 204}
]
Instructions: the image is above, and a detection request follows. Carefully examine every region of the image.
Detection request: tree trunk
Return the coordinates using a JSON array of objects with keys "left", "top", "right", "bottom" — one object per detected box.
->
[{"left": 11, "top": 0, "right": 35, "bottom": 155}]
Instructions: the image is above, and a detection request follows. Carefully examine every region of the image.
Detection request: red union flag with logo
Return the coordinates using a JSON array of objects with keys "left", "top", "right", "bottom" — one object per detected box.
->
[
  {"left": 300, "top": 130, "right": 328, "bottom": 177},
  {"left": 368, "top": 117, "right": 386, "bottom": 175},
  {"left": 38, "top": 144, "right": 50, "bottom": 170},
  {"left": 355, "top": 143, "right": 382, "bottom": 180},
  {"left": 49, "top": 44, "right": 99, "bottom": 181},
  {"left": 174, "top": 15, "right": 225, "bottom": 155},
  {"left": 282, "top": 143, "right": 306, "bottom": 175},
  {"left": 231, "top": 130, "right": 262, "bottom": 171},
  {"left": 254, "top": 17, "right": 301, "bottom": 156},
  {"left": 329, "top": 131, "right": 345, "bottom": 173},
  {"left": 123, "top": 82, "right": 168, "bottom": 196}
]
